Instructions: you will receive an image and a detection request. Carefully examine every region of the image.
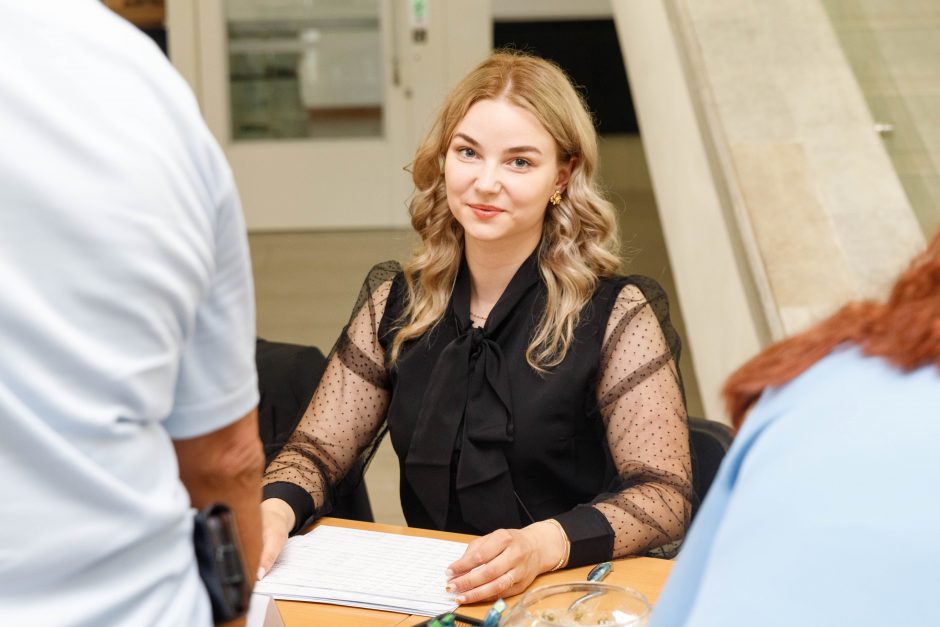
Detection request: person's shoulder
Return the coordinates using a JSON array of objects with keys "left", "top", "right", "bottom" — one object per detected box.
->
[
  {"left": 795, "top": 345, "right": 939, "bottom": 407},
  {"left": 772, "top": 346, "right": 889, "bottom": 402},
  {"left": 356, "top": 261, "right": 405, "bottom": 307},
  {"left": 744, "top": 345, "right": 922, "bottom": 443},
  {"left": 364, "top": 261, "right": 404, "bottom": 286},
  {"left": 87, "top": 6, "right": 229, "bottom": 194},
  {"left": 366, "top": 260, "right": 403, "bottom": 277},
  {"left": 51, "top": 2, "right": 231, "bottom": 206},
  {"left": 70, "top": 3, "right": 193, "bottom": 99},
  {"left": 599, "top": 274, "right": 668, "bottom": 306}
]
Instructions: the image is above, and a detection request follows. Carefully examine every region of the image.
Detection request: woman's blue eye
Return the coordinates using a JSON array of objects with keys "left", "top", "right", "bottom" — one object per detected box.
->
[
  {"left": 511, "top": 158, "right": 530, "bottom": 168},
  {"left": 458, "top": 147, "right": 477, "bottom": 158}
]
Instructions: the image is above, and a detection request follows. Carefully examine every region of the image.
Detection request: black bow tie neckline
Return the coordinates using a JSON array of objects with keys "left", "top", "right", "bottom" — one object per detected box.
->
[{"left": 403, "top": 250, "right": 542, "bottom": 532}]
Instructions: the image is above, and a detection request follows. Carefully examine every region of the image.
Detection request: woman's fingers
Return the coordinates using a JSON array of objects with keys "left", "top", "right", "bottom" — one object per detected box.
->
[
  {"left": 455, "top": 567, "right": 527, "bottom": 604},
  {"left": 257, "top": 499, "right": 294, "bottom": 579},
  {"left": 446, "top": 529, "right": 540, "bottom": 604},
  {"left": 448, "top": 548, "right": 512, "bottom": 593},
  {"left": 257, "top": 524, "right": 286, "bottom": 579},
  {"left": 450, "top": 550, "right": 525, "bottom": 603},
  {"left": 447, "top": 528, "right": 513, "bottom": 577}
]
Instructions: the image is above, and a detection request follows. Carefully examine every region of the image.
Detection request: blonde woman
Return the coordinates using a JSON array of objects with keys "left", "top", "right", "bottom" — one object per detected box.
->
[{"left": 259, "top": 51, "right": 691, "bottom": 603}]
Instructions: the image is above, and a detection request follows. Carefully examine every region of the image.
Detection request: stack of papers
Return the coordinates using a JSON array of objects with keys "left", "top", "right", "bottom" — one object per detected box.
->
[{"left": 254, "top": 525, "right": 468, "bottom": 616}]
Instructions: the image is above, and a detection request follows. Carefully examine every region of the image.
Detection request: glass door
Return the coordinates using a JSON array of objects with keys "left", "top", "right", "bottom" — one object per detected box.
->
[
  {"left": 168, "top": 0, "right": 491, "bottom": 230},
  {"left": 226, "top": 0, "right": 385, "bottom": 141},
  {"left": 174, "top": 0, "right": 408, "bottom": 229}
]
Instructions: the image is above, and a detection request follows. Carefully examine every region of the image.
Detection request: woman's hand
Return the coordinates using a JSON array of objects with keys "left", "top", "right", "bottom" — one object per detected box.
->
[
  {"left": 445, "top": 521, "right": 567, "bottom": 604},
  {"left": 257, "top": 498, "right": 295, "bottom": 580}
]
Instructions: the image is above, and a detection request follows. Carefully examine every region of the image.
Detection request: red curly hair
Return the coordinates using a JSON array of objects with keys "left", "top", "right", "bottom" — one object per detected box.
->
[{"left": 723, "top": 229, "right": 940, "bottom": 429}]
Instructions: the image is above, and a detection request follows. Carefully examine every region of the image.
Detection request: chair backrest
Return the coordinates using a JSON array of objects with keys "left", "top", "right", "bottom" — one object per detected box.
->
[
  {"left": 688, "top": 416, "right": 733, "bottom": 519},
  {"left": 255, "top": 338, "right": 327, "bottom": 465},
  {"left": 255, "top": 338, "right": 374, "bottom": 522}
]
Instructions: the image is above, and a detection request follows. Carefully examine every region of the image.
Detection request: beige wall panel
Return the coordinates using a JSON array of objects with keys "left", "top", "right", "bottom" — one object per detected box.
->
[
  {"left": 689, "top": 0, "right": 923, "bottom": 302},
  {"left": 614, "top": 0, "right": 926, "bottom": 421},
  {"left": 731, "top": 142, "right": 855, "bottom": 319},
  {"left": 612, "top": 0, "right": 767, "bottom": 423}
]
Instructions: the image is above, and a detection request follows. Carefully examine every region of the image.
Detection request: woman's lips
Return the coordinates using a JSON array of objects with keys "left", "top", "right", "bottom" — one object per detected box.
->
[{"left": 469, "top": 204, "right": 504, "bottom": 219}]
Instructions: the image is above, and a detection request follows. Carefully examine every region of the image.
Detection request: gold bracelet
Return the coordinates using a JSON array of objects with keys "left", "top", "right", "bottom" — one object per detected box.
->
[{"left": 544, "top": 519, "right": 571, "bottom": 571}]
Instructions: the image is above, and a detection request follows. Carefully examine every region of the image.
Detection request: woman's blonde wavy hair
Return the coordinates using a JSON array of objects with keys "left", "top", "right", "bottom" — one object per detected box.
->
[{"left": 389, "top": 50, "right": 622, "bottom": 371}]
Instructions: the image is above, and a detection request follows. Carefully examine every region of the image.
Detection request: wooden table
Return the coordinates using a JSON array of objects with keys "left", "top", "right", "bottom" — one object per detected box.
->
[{"left": 275, "top": 518, "right": 674, "bottom": 627}]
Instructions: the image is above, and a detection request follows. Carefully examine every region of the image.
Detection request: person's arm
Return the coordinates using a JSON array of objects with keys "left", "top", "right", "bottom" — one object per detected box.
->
[
  {"left": 445, "top": 520, "right": 568, "bottom": 603},
  {"left": 258, "top": 264, "right": 398, "bottom": 575},
  {"left": 447, "top": 280, "right": 691, "bottom": 604},
  {"left": 174, "top": 409, "right": 264, "bottom": 627},
  {"left": 582, "top": 281, "right": 692, "bottom": 559}
]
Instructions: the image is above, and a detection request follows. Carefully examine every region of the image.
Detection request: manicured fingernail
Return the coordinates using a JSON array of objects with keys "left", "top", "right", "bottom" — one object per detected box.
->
[
  {"left": 445, "top": 584, "right": 455, "bottom": 592},
  {"left": 445, "top": 568, "right": 454, "bottom": 577},
  {"left": 257, "top": 567, "right": 266, "bottom": 580},
  {"left": 456, "top": 595, "right": 466, "bottom": 603}
]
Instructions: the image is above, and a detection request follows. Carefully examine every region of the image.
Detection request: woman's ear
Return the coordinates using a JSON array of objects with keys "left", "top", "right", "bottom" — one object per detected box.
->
[{"left": 555, "top": 156, "right": 576, "bottom": 192}]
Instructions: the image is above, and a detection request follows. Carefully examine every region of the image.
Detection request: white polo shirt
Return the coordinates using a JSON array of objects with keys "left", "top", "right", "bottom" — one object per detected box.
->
[{"left": 0, "top": 2, "right": 259, "bottom": 625}]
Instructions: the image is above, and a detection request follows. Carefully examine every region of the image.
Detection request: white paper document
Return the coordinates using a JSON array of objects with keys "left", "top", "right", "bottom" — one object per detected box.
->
[{"left": 253, "top": 525, "right": 467, "bottom": 616}]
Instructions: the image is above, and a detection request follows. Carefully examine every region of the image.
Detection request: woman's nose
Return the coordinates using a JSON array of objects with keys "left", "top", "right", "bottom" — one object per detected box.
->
[{"left": 473, "top": 162, "right": 501, "bottom": 194}]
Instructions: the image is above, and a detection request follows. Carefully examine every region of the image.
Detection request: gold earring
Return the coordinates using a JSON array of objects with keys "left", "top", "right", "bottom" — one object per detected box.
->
[{"left": 549, "top": 190, "right": 562, "bottom": 206}]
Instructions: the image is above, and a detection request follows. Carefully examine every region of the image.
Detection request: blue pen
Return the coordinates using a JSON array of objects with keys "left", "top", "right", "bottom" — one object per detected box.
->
[
  {"left": 587, "top": 561, "right": 612, "bottom": 582},
  {"left": 480, "top": 598, "right": 506, "bottom": 627},
  {"left": 566, "top": 562, "right": 614, "bottom": 613}
]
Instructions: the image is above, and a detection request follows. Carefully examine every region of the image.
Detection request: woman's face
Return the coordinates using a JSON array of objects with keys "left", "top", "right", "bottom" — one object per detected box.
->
[{"left": 444, "top": 98, "right": 571, "bottom": 254}]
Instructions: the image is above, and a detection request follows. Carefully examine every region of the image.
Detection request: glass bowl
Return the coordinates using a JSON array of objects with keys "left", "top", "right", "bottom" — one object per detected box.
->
[{"left": 499, "top": 582, "right": 651, "bottom": 627}]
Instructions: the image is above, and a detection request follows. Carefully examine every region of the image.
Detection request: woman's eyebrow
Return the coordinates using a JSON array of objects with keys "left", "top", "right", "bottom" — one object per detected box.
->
[
  {"left": 452, "top": 133, "right": 543, "bottom": 156},
  {"left": 504, "top": 145, "right": 542, "bottom": 155},
  {"left": 453, "top": 132, "right": 480, "bottom": 147}
]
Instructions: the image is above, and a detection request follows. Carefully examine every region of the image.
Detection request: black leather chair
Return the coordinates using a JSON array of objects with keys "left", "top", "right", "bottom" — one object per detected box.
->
[
  {"left": 255, "top": 338, "right": 374, "bottom": 522},
  {"left": 688, "top": 416, "right": 733, "bottom": 520}
]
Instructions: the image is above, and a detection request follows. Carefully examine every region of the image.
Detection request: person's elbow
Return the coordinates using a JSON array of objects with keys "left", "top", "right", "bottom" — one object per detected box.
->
[
  {"left": 207, "top": 428, "right": 265, "bottom": 490},
  {"left": 175, "top": 410, "right": 265, "bottom": 503}
]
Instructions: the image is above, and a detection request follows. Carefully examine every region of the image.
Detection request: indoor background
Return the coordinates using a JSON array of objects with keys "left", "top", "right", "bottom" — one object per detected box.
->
[{"left": 108, "top": 0, "right": 938, "bottom": 525}]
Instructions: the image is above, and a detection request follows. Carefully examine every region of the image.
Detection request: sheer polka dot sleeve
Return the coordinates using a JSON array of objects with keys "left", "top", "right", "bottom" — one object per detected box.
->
[
  {"left": 262, "top": 262, "right": 399, "bottom": 532},
  {"left": 592, "top": 281, "right": 692, "bottom": 558}
]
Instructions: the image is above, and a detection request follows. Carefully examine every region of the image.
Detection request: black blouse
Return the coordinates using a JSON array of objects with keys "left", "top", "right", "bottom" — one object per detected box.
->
[{"left": 263, "top": 255, "right": 691, "bottom": 567}]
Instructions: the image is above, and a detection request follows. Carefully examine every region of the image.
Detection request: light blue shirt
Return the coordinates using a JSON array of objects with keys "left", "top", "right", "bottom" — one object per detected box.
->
[
  {"left": 0, "top": 2, "right": 258, "bottom": 626},
  {"left": 651, "top": 346, "right": 940, "bottom": 626}
]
